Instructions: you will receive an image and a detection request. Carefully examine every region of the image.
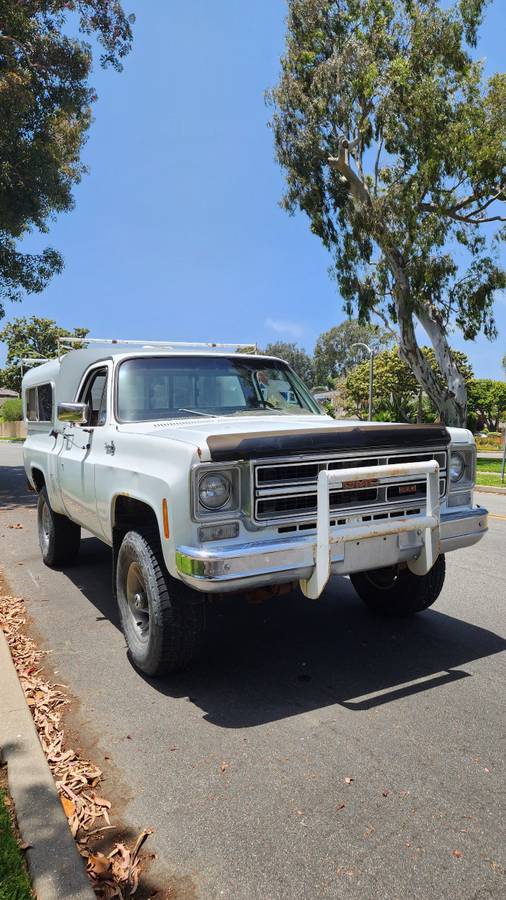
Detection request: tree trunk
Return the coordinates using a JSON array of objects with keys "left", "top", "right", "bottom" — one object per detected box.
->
[
  {"left": 328, "top": 150, "right": 469, "bottom": 427},
  {"left": 396, "top": 299, "right": 467, "bottom": 427},
  {"left": 415, "top": 306, "right": 468, "bottom": 426},
  {"left": 387, "top": 253, "right": 467, "bottom": 427}
]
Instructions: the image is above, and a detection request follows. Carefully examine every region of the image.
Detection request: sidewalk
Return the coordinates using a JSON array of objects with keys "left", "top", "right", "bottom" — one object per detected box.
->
[{"left": 0, "top": 627, "right": 94, "bottom": 900}]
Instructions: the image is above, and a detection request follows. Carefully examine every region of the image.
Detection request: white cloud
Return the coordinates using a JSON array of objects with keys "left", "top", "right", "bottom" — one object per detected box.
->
[{"left": 265, "top": 317, "right": 304, "bottom": 339}]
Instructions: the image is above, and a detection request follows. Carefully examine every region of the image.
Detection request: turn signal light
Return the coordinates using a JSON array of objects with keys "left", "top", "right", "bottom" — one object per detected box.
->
[
  {"left": 162, "top": 499, "right": 170, "bottom": 539},
  {"left": 198, "top": 522, "right": 239, "bottom": 543}
]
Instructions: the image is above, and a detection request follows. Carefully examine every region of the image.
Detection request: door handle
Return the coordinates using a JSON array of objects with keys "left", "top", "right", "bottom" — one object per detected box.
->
[{"left": 105, "top": 441, "right": 116, "bottom": 456}]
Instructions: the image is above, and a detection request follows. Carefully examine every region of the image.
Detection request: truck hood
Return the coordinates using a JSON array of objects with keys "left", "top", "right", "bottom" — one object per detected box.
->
[{"left": 117, "top": 415, "right": 470, "bottom": 462}]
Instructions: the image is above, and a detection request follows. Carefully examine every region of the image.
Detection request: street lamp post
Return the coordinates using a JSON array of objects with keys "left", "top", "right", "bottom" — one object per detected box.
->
[{"left": 351, "top": 342, "right": 374, "bottom": 421}]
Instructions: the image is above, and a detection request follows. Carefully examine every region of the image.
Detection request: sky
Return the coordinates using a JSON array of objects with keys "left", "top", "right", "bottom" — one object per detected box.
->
[{"left": 1, "top": 0, "right": 505, "bottom": 377}]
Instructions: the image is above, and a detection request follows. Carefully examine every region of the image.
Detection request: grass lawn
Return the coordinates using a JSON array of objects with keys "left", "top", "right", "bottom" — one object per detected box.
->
[
  {"left": 476, "top": 471, "right": 505, "bottom": 488},
  {"left": 0, "top": 768, "right": 33, "bottom": 900},
  {"left": 476, "top": 458, "right": 504, "bottom": 474}
]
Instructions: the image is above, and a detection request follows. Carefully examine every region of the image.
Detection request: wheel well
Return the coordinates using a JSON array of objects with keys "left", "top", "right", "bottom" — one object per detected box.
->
[
  {"left": 32, "top": 468, "right": 46, "bottom": 492},
  {"left": 112, "top": 496, "right": 161, "bottom": 600},
  {"left": 113, "top": 496, "right": 159, "bottom": 539}
]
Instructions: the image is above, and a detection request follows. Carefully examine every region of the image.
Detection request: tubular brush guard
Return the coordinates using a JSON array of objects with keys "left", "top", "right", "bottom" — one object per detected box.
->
[{"left": 299, "top": 459, "right": 441, "bottom": 600}]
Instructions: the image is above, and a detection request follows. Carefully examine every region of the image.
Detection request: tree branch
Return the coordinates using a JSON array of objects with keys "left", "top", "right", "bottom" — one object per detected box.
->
[
  {"left": 420, "top": 201, "right": 505, "bottom": 225},
  {"left": 0, "top": 33, "right": 44, "bottom": 75},
  {"left": 371, "top": 306, "right": 398, "bottom": 338},
  {"left": 374, "top": 136, "right": 384, "bottom": 197},
  {"left": 328, "top": 141, "right": 372, "bottom": 209},
  {"left": 421, "top": 183, "right": 505, "bottom": 224}
]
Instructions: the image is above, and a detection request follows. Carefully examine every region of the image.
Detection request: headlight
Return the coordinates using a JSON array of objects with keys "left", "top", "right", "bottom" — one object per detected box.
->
[
  {"left": 198, "top": 472, "right": 232, "bottom": 510},
  {"left": 449, "top": 451, "right": 465, "bottom": 482}
]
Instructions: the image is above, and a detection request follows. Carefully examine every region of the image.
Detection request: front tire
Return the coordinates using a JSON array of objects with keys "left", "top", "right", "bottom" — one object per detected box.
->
[
  {"left": 116, "top": 530, "right": 206, "bottom": 676},
  {"left": 350, "top": 555, "right": 446, "bottom": 617},
  {"left": 37, "top": 487, "right": 81, "bottom": 567}
]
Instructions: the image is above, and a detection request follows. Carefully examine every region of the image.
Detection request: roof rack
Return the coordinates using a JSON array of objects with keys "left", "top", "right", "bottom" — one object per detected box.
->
[
  {"left": 18, "top": 357, "right": 51, "bottom": 375},
  {"left": 56, "top": 337, "right": 258, "bottom": 360}
]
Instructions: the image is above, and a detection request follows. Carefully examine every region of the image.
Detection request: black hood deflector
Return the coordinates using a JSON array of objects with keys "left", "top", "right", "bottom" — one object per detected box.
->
[{"left": 207, "top": 423, "right": 450, "bottom": 462}]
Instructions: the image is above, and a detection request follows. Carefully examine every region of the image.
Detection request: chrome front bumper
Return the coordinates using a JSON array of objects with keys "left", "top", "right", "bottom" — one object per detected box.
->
[{"left": 176, "top": 505, "right": 488, "bottom": 595}]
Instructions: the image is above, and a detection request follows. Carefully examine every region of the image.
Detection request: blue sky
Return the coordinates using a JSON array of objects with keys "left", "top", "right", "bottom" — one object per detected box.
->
[{"left": 2, "top": 0, "right": 505, "bottom": 377}]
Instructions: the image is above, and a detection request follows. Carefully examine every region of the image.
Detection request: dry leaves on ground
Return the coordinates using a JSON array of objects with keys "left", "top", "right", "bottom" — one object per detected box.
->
[{"left": 0, "top": 591, "right": 152, "bottom": 897}]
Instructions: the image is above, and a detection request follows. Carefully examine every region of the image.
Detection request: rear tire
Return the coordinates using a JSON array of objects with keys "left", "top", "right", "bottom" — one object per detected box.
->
[
  {"left": 37, "top": 487, "right": 81, "bottom": 567},
  {"left": 350, "top": 555, "right": 446, "bottom": 617},
  {"left": 116, "top": 530, "right": 206, "bottom": 676}
]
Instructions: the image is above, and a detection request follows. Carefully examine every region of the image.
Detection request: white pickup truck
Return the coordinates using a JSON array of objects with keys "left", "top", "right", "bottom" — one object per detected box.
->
[{"left": 22, "top": 338, "right": 487, "bottom": 676}]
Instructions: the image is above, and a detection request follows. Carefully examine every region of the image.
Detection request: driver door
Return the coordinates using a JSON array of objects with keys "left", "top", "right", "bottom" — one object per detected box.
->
[{"left": 58, "top": 363, "right": 110, "bottom": 534}]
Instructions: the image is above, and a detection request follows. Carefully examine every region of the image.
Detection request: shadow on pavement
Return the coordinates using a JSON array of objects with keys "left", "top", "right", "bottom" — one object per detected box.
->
[
  {"left": 63, "top": 536, "right": 506, "bottom": 729},
  {"left": 0, "top": 465, "right": 37, "bottom": 510}
]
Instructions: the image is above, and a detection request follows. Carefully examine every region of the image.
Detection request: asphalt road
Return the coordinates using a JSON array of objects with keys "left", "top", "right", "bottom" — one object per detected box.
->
[{"left": 1, "top": 442, "right": 505, "bottom": 900}]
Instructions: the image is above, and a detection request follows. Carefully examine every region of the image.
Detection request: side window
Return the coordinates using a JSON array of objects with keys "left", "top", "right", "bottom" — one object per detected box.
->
[
  {"left": 78, "top": 367, "right": 108, "bottom": 427},
  {"left": 26, "top": 388, "right": 38, "bottom": 421},
  {"left": 37, "top": 384, "right": 53, "bottom": 422}
]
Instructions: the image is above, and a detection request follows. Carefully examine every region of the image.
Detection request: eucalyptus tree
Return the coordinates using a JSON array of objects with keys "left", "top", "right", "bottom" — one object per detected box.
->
[{"left": 269, "top": 0, "right": 505, "bottom": 425}]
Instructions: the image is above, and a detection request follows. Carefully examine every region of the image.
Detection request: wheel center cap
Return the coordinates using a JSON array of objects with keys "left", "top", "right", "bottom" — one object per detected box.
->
[{"left": 133, "top": 592, "right": 145, "bottom": 610}]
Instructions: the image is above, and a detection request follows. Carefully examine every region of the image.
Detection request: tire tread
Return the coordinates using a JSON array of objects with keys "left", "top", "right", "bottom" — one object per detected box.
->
[
  {"left": 117, "top": 529, "right": 205, "bottom": 675},
  {"left": 38, "top": 487, "right": 81, "bottom": 567}
]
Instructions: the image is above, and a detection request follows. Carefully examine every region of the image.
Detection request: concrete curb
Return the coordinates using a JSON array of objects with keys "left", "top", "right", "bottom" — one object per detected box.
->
[
  {"left": 0, "top": 627, "right": 94, "bottom": 900},
  {"left": 475, "top": 485, "right": 506, "bottom": 495}
]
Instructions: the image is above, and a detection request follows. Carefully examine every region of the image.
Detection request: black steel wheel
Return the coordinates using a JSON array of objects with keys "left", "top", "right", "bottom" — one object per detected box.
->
[
  {"left": 350, "top": 555, "right": 446, "bottom": 616},
  {"left": 116, "top": 530, "right": 206, "bottom": 676},
  {"left": 37, "top": 487, "right": 81, "bottom": 567}
]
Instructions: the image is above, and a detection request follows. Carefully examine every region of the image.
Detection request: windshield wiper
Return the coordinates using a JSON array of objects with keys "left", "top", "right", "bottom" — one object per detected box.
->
[{"left": 177, "top": 408, "right": 218, "bottom": 418}]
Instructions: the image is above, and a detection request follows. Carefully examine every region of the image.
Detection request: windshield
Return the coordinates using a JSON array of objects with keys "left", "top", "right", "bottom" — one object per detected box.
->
[{"left": 116, "top": 356, "right": 321, "bottom": 422}]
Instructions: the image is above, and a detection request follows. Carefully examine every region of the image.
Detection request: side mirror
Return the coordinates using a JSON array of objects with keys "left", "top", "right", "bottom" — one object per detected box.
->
[{"left": 57, "top": 402, "right": 89, "bottom": 425}]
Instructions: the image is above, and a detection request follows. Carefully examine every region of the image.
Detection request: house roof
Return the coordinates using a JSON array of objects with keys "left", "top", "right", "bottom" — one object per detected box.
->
[{"left": 0, "top": 387, "right": 19, "bottom": 397}]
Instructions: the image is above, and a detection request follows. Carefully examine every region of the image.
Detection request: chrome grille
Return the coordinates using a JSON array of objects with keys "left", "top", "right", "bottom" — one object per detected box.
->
[{"left": 253, "top": 448, "right": 447, "bottom": 523}]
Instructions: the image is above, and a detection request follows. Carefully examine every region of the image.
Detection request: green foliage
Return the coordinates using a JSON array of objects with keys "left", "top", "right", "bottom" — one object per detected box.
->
[
  {"left": 0, "top": 1, "right": 133, "bottom": 314},
  {"left": 313, "top": 319, "right": 393, "bottom": 385},
  {"left": 467, "top": 379, "right": 506, "bottom": 431},
  {"left": 0, "top": 316, "right": 89, "bottom": 392},
  {"left": 322, "top": 399, "right": 336, "bottom": 418},
  {"left": 1, "top": 397, "right": 22, "bottom": 421},
  {"left": 345, "top": 346, "right": 473, "bottom": 422},
  {"left": 263, "top": 341, "right": 315, "bottom": 385},
  {"left": 0, "top": 786, "right": 33, "bottom": 899},
  {"left": 269, "top": 0, "right": 505, "bottom": 425}
]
